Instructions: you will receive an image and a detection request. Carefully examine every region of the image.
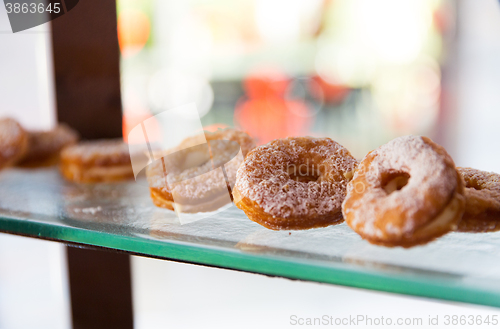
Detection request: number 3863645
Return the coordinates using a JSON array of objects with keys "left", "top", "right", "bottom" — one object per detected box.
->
[{"left": 5, "top": 2, "right": 61, "bottom": 14}]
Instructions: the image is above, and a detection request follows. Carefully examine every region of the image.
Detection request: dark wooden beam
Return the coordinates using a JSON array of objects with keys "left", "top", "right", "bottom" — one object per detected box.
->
[
  {"left": 51, "top": 0, "right": 123, "bottom": 140},
  {"left": 66, "top": 246, "right": 134, "bottom": 329},
  {"left": 51, "top": 2, "right": 132, "bottom": 328}
]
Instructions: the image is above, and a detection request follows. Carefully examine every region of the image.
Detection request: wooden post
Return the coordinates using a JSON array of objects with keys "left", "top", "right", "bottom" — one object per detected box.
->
[
  {"left": 51, "top": 0, "right": 122, "bottom": 140},
  {"left": 66, "top": 247, "right": 134, "bottom": 329},
  {"left": 51, "top": 1, "right": 133, "bottom": 328}
]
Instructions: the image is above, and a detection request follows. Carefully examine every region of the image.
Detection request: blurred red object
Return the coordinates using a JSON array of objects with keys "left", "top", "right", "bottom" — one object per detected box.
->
[
  {"left": 310, "top": 75, "right": 350, "bottom": 105},
  {"left": 235, "top": 69, "right": 312, "bottom": 144},
  {"left": 117, "top": 9, "right": 151, "bottom": 58},
  {"left": 123, "top": 112, "right": 159, "bottom": 144}
]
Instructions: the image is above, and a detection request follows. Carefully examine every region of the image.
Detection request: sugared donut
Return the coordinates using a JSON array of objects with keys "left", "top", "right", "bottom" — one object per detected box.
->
[
  {"left": 232, "top": 137, "right": 358, "bottom": 230},
  {"left": 147, "top": 128, "right": 255, "bottom": 212},
  {"left": 456, "top": 167, "right": 500, "bottom": 233},
  {"left": 342, "top": 136, "right": 465, "bottom": 248},
  {"left": 209, "top": 128, "right": 256, "bottom": 159},
  {"left": 18, "top": 124, "right": 79, "bottom": 167},
  {"left": 60, "top": 139, "right": 134, "bottom": 183},
  {"left": 0, "top": 118, "right": 28, "bottom": 170}
]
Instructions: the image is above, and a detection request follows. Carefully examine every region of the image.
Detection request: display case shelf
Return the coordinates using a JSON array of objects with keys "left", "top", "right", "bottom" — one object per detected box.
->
[{"left": 1, "top": 168, "right": 500, "bottom": 308}]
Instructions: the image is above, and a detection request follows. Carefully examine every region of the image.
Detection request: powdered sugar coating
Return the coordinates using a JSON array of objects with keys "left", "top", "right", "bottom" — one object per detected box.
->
[
  {"left": 19, "top": 124, "right": 79, "bottom": 165},
  {"left": 158, "top": 142, "right": 240, "bottom": 202},
  {"left": 207, "top": 128, "right": 255, "bottom": 157},
  {"left": 169, "top": 153, "right": 242, "bottom": 204},
  {"left": 61, "top": 139, "right": 131, "bottom": 167},
  {"left": 234, "top": 137, "right": 358, "bottom": 219},
  {"left": 458, "top": 167, "right": 500, "bottom": 216},
  {"left": 343, "top": 135, "right": 458, "bottom": 239},
  {"left": 147, "top": 128, "right": 255, "bottom": 206},
  {"left": 0, "top": 118, "right": 28, "bottom": 169}
]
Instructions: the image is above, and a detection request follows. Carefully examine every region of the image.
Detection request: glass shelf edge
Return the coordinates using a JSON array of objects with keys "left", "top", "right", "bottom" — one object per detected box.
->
[{"left": 1, "top": 215, "right": 499, "bottom": 309}]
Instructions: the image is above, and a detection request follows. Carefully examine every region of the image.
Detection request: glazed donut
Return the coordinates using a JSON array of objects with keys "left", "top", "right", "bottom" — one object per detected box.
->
[
  {"left": 342, "top": 136, "right": 465, "bottom": 248},
  {"left": 147, "top": 128, "right": 256, "bottom": 212},
  {"left": 18, "top": 124, "right": 79, "bottom": 167},
  {"left": 0, "top": 118, "right": 28, "bottom": 170},
  {"left": 60, "top": 139, "right": 134, "bottom": 183},
  {"left": 232, "top": 137, "right": 358, "bottom": 230},
  {"left": 456, "top": 167, "right": 500, "bottom": 233}
]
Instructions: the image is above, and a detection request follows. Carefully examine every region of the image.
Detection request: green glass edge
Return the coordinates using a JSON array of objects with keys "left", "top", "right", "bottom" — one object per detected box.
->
[{"left": 1, "top": 215, "right": 499, "bottom": 308}]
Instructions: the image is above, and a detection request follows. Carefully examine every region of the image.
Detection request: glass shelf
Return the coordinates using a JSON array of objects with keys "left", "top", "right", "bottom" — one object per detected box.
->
[{"left": 1, "top": 168, "right": 500, "bottom": 308}]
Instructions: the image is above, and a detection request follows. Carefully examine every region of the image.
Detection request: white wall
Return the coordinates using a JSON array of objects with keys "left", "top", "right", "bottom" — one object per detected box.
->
[
  {"left": 132, "top": 256, "right": 500, "bottom": 329},
  {"left": 0, "top": 5, "right": 68, "bottom": 329},
  {"left": 455, "top": 0, "right": 500, "bottom": 172},
  {"left": 0, "top": 4, "right": 55, "bottom": 130}
]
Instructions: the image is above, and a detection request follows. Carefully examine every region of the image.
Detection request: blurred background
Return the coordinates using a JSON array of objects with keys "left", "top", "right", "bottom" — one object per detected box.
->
[
  {"left": 118, "top": 0, "right": 452, "bottom": 158},
  {"left": 1, "top": 0, "right": 500, "bottom": 328}
]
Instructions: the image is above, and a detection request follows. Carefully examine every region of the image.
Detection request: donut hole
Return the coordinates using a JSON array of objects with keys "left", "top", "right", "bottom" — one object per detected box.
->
[
  {"left": 182, "top": 151, "right": 211, "bottom": 170},
  {"left": 466, "top": 179, "right": 483, "bottom": 190},
  {"left": 163, "top": 144, "right": 212, "bottom": 175},
  {"left": 382, "top": 171, "right": 410, "bottom": 194},
  {"left": 287, "top": 163, "right": 322, "bottom": 183}
]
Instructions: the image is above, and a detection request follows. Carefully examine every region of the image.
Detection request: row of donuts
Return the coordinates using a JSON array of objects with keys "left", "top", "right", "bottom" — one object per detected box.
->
[
  {"left": 233, "top": 135, "right": 500, "bottom": 247},
  {"left": 0, "top": 117, "right": 135, "bottom": 182},
  {"left": 2, "top": 117, "right": 498, "bottom": 248},
  {"left": 134, "top": 127, "right": 500, "bottom": 248},
  {"left": 0, "top": 118, "right": 254, "bottom": 207},
  {"left": 0, "top": 118, "right": 79, "bottom": 169}
]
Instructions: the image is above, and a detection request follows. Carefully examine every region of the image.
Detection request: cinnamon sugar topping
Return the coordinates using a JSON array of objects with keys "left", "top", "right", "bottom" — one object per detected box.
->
[{"left": 234, "top": 137, "right": 358, "bottom": 219}]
